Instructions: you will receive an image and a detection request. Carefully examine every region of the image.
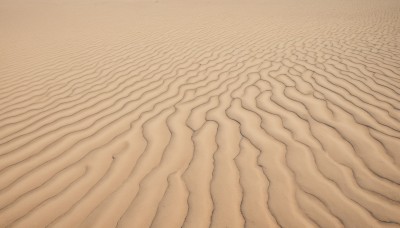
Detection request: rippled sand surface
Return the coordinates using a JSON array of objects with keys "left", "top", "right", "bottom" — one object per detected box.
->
[{"left": 1, "top": 0, "right": 400, "bottom": 227}]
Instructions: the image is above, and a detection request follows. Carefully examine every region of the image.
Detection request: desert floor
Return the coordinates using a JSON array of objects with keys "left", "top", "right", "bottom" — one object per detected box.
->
[{"left": 0, "top": 0, "right": 400, "bottom": 227}]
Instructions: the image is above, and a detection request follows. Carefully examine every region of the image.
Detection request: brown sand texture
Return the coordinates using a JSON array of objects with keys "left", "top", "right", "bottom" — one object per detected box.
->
[{"left": 0, "top": 0, "right": 400, "bottom": 227}]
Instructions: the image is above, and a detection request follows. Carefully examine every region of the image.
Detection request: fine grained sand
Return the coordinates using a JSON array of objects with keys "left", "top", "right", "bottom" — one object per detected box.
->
[{"left": 0, "top": 0, "right": 400, "bottom": 227}]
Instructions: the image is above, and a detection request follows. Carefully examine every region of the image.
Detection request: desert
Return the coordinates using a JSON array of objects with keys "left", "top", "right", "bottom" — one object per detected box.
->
[{"left": 0, "top": 0, "right": 400, "bottom": 227}]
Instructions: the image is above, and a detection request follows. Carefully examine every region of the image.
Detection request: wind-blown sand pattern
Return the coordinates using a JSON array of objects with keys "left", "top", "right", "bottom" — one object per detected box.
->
[{"left": 1, "top": 0, "right": 400, "bottom": 227}]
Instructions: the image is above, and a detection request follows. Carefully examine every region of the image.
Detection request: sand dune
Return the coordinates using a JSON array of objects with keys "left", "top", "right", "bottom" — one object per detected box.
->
[{"left": 0, "top": 0, "right": 400, "bottom": 227}]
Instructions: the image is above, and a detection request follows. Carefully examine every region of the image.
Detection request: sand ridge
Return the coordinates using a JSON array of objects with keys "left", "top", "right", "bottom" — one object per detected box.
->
[{"left": 0, "top": 0, "right": 400, "bottom": 227}]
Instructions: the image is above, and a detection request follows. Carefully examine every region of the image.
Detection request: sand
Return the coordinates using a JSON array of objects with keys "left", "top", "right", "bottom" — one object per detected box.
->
[{"left": 0, "top": 0, "right": 399, "bottom": 227}]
